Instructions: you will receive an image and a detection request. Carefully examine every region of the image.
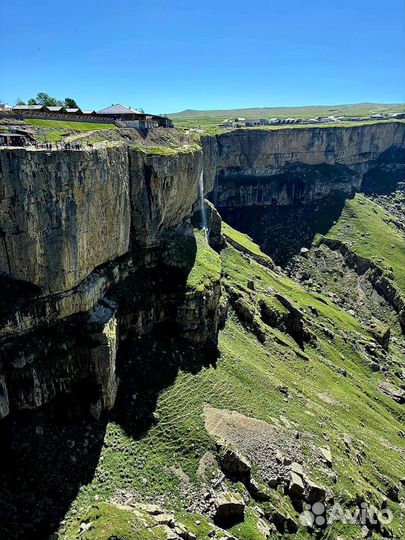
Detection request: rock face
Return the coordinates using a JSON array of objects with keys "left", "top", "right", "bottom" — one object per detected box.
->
[
  {"left": 128, "top": 148, "right": 204, "bottom": 247},
  {"left": 0, "top": 144, "right": 220, "bottom": 420},
  {"left": 0, "top": 146, "right": 131, "bottom": 295},
  {"left": 202, "top": 122, "right": 405, "bottom": 263},
  {"left": 205, "top": 122, "right": 405, "bottom": 193}
]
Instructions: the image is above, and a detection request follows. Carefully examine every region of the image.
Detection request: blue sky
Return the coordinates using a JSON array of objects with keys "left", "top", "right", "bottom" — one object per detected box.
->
[{"left": 1, "top": 0, "right": 404, "bottom": 114}]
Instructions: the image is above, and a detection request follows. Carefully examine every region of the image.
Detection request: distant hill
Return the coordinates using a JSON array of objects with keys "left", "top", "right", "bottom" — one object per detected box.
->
[{"left": 169, "top": 102, "right": 405, "bottom": 120}]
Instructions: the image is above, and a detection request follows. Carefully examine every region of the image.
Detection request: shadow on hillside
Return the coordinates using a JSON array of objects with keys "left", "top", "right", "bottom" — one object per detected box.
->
[
  {"left": 0, "top": 386, "right": 107, "bottom": 540},
  {"left": 0, "top": 228, "right": 221, "bottom": 539},
  {"left": 113, "top": 333, "right": 219, "bottom": 439},
  {"left": 0, "top": 334, "right": 218, "bottom": 540},
  {"left": 219, "top": 193, "right": 348, "bottom": 266}
]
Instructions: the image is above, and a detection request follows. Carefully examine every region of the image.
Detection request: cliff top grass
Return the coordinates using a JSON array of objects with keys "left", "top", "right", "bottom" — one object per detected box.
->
[
  {"left": 184, "top": 118, "right": 405, "bottom": 135},
  {"left": 131, "top": 143, "right": 201, "bottom": 155},
  {"left": 323, "top": 193, "right": 405, "bottom": 295},
  {"left": 24, "top": 118, "right": 117, "bottom": 142}
]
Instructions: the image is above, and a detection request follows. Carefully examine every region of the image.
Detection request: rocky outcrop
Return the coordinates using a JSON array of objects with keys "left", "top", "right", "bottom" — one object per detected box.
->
[
  {"left": 204, "top": 122, "right": 405, "bottom": 200},
  {"left": 0, "top": 145, "right": 130, "bottom": 295},
  {"left": 129, "top": 148, "right": 204, "bottom": 247}
]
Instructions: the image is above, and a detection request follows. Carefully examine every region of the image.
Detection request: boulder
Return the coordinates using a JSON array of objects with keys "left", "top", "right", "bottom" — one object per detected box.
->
[
  {"left": 264, "top": 504, "right": 298, "bottom": 534},
  {"left": 305, "top": 479, "right": 327, "bottom": 504},
  {"left": 379, "top": 382, "right": 405, "bottom": 404},
  {"left": 319, "top": 447, "right": 333, "bottom": 467},
  {"left": 214, "top": 492, "right": 245, "bottom": 526},
  {"left": 248, "top": 477, "right": 272, "bottom": 501},
  {"left": 218, "top": 443, "right": 251, "bottom": 481},
  {"left": 289, "top": 471, "right": 305, "bottom": 498},
  {"left": 290, "top": 462, "right": 304, "bottom": 477}
]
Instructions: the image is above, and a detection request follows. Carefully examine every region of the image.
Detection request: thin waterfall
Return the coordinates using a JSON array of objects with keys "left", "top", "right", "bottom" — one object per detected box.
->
[{"left": 199, "top": 169, "right": 208, "bottom": 239}]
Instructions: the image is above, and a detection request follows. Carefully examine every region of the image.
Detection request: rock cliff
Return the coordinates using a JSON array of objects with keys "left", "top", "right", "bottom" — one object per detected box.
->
[
  {"left": 0, "top": 145, "right": 131, "bottom": 295},
  {"left": 0, "top": 143, "right": 220, "bottom": 420},
  {"left": 202, "top": 122, "right": 405, "bottom": 262}
]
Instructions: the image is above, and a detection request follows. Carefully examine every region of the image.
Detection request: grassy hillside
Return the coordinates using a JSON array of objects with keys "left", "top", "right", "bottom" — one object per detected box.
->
[
  {"left": 57, "top": 206, "right": 405, "bottom": 540},
  {"left": 324, "top": 193, "right": 405, "bottom": 295},
  {"left": 24, "top": 119, "right": 117, "bottom": 142},
  {"left": 169, "top": 103, "right": 405, "bottom": 132},
  {"left": 170, "top": 102, "right": 405, "bottom": 119}
]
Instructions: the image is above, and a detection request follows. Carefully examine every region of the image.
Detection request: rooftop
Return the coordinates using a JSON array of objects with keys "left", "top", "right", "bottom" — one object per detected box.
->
[{"left": 97, "top": 104, "right": 143, "bottom": 115}]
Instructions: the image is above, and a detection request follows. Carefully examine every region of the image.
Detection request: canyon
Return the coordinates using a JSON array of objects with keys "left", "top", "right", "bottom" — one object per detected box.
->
[{"left": 0, "top": 121, "right": 404, "bottom": 540}]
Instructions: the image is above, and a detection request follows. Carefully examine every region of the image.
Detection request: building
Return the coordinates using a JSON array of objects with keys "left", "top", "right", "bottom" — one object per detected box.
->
[
  {"left": 0, "top": 102, "right": 173, "bottom": 130},
  {"left": 245, "top": 119, "right": 261, "bottom": 127},
  {"left": 220, "top": 119, "right": 233, "bottom": 127},
  {"left": 97, "top": 104, "right": 173, "bottom": 129}
]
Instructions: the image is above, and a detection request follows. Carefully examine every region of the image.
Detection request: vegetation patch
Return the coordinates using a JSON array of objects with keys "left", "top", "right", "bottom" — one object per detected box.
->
[{"left": 323, "top": 193, "right": 405, "bottom": 294}]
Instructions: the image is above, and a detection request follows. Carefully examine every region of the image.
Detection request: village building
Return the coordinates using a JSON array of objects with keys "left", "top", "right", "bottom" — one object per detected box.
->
[
  {"left": 97, "top": 104, "right": 173, "bottom": 128},
  {"left": 220, "top": 119, "right": 233, "bottom": 127},
  {"left": 0, "top": 102, "right": 173, "bottom": 130},
  {"left": 245, "top": 119, "right": 261, "bottom": 126}
]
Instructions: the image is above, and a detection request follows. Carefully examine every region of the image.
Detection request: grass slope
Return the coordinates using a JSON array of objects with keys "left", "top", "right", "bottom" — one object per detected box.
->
[
  {"left": 25, "top": 119, "right": 117, "bottom": 142},
  {"left": 60, "top": 221, "right": 405, "bottom": 540},
  {"left": 324, "top": 193, "right": 405, "bottom": 295}
]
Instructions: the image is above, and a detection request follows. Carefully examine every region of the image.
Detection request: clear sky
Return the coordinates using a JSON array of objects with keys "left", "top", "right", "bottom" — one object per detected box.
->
[{"left": 1, "top": 0, "right": 404, "bottom": 114}]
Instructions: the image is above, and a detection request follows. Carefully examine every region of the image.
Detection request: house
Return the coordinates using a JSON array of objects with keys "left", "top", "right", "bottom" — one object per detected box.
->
[
  {"left": 96, "top": 104, "right": 172, "bottom": 129},
  {"left": 245, "top": 119, "right": 261, "bottom": 126},
  {"left": 390, "top": 112, "right": 405, "bottom": 119},
  {"left": 220, "top": 119, "right": 233, "bottom": 127},
  {"left": 13, "top": 105, "right": 45, "bottom": 112},
  {"left": 97, "top": 104, "right": 144, "bottom": 120},
  {"left": 46, "top": 106, "right": 66, "bottom": 113},
  {"left": 65, "top": 108, "right": 83, "bottom": 114}
]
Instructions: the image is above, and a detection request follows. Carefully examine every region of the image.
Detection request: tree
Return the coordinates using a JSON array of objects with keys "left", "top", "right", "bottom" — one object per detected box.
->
[
  {"left": 15, "top": 98, "right": 25, "bottom": 105},
  {"left": 28, "top": 98, "right": 37, "bottom": 105},
  {"left": 34, "top": 92, "right": 63, "bottom": 107},
  {"left": 64, "top": 98, "right": 78, "bottom": 108}
]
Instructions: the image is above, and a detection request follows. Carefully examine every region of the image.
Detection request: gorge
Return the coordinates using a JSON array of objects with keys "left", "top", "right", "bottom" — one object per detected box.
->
[{"left": 1, "top": 121, "right": 405, "bottom": 540}]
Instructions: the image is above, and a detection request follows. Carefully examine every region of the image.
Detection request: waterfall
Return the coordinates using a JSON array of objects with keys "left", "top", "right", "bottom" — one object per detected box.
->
[{"left": 199, "top": 170, "right": 208, "bottom": 239}]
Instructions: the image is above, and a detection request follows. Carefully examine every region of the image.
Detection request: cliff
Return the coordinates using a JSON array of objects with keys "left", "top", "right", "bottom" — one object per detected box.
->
[
  {"left": 204, "top": 122, "right": 405, "bottom": 207},
  {"left": 0, "top": 145, "right": 130, "bottom": 295},
  {"left": 202, "top": 122, "right": 405, "bottom": 262},
  {"left": 0, "top": 143, "right": 221, "bottom": 421},
  {"left": 1, "top": 123, "right": 405, "bottom": 540}
]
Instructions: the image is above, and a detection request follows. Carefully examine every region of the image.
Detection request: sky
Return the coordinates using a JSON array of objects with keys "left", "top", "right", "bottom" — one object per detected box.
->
[{"left": 1, "top": 0, "right": 404, "bottom": 114}]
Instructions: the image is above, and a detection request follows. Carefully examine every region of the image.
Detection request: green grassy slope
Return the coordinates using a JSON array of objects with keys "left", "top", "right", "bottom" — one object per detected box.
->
[
  {"left": 324, "top": 193, "right": 405, "bottom": 295},
  {"left": 24, "top": 119, "right": 117, "bottom": 142},
  {"left": 60, "top": 217, "right": 405, "bottom": 540}
]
